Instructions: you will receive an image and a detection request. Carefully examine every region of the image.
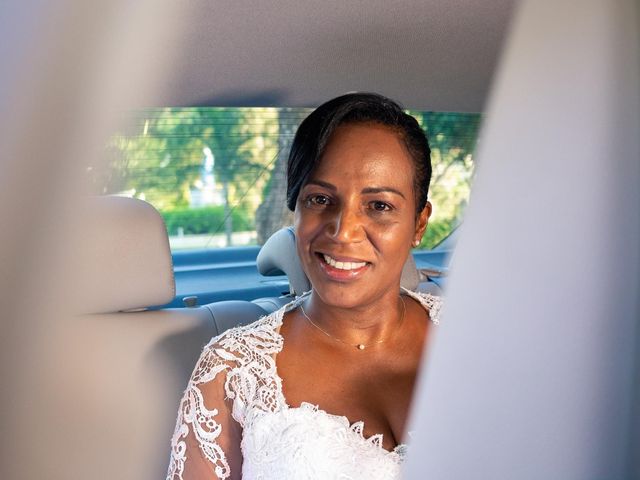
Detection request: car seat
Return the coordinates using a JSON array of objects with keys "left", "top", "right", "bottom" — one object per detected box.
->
[{"left": 74, "top": 195, "right": 247, "bottom": 479}]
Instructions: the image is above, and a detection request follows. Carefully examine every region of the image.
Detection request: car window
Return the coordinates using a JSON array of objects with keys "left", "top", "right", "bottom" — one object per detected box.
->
[{"left": 90, "top": 107, "right": 480, "bottom": 251}]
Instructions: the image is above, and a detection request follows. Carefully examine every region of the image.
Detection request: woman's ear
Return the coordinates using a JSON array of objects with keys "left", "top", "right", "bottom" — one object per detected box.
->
[{"left": 413, "top": 201, "right": 432, "bottom": 246}]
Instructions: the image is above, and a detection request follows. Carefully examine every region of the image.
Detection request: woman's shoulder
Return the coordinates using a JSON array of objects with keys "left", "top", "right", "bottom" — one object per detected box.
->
[
  {"left": 401, "top": 288, "right": 443, "bottom": 325},
  {"left": 192, "top": 303, "right": 300, "bottom": 424}
]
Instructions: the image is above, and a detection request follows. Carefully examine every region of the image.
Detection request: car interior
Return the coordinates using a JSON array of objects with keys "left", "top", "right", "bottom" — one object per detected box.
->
[
  {"left": 75, "top": 190, "right": 446, "bottom": 478},
  {"left": 1, "top": 1, "right": 638, "bottom": 479}
]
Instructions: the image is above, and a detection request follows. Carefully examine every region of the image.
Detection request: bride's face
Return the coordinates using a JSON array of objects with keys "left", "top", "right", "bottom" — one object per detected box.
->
[{"left": 294, "top": 122, "right": 430, "bottom": 309}]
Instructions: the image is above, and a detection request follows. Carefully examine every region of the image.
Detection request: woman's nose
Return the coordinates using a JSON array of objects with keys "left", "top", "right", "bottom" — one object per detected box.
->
[{"left": 326, "top": 205, "right": 365, "bottom": 243}]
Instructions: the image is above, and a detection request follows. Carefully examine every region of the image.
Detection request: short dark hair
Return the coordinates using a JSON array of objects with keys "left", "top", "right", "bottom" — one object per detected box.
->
[{"left": 286, "top": 92, "right": 432, "bottom": 214}]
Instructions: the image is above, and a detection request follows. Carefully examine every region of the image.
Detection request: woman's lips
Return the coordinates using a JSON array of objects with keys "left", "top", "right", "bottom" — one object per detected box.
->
[{"left": 316, "top": 252, "right": 370, "bottom": 281}]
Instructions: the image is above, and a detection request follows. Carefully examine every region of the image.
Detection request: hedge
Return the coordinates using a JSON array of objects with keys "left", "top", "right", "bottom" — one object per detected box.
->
[{"left": 161, "top": 206, "right": 253, "bottom": 235}]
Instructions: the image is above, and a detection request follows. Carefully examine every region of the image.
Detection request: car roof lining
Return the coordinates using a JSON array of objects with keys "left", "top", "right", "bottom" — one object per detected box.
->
[{"left": 136, "top": 0, "right": 516, "bottom": 111}]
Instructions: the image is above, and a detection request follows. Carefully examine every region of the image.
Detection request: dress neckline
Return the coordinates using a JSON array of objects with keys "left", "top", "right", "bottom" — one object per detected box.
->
[{"left": 267, "top": 288, "right": 438, "bottom": 457}]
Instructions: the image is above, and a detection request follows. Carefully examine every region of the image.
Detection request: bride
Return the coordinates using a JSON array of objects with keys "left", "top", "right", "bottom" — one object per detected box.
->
[{"left": 167, "top": 92, "right": 442, "bottom": 479}]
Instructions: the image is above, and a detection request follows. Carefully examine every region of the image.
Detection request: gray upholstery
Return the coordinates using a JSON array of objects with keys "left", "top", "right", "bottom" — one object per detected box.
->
[
  {"left": 252, "top": 296, "right": 292, "bottom": 314},
  {"left": 400, "top": 254, "right": 420, "bottom": 291},
  {"left": 257, "top": 226, "right": 422, "bottom": 293},
  {"left": 73, "top": 195, "right": 218, "bottom": 479},
  {"left": 75, "top": 196, "right": 175, "bottom": 314},
  {"left": 203, "top": 300, "right": 269, "bottom": 335},
  {"left": 85, "top": 308, "right": 215, "bottom": 479}
]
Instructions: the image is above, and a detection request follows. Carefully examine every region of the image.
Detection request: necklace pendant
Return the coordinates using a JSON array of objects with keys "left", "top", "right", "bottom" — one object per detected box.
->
[{"left": 357, "top": 344, "right": 365, "bottom": 350}]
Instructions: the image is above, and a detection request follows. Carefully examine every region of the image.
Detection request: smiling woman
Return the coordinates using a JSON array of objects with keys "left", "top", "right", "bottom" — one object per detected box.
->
[{"left": 167, "top": 93, "right": 442, "bottom": 480}]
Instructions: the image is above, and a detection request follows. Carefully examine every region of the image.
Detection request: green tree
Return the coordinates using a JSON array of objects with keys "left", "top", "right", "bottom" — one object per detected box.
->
[
  {"left": 102, "top": 108, "right": 214, "bottom": 209},
  {"left": 97, "top": 107, "right": 277, "bottom": 244},
  {"left": 205, "top": 108, "right": 276, "bottom": 245},
  {"left": 414, "top": 111, "right": 482, "bottom": 246},
  {"left": 255, "top": 108, "right": 310, "bottom": 244}
]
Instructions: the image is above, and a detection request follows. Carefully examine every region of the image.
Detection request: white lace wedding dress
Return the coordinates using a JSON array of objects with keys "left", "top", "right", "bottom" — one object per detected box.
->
[{"left": 167, "top": 288, "right": 442, "bottom": 480}]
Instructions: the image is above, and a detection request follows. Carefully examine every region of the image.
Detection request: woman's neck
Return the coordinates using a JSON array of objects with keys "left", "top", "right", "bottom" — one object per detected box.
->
[{"left": 303, "top": 288, "right": 405, "bottom": 346}]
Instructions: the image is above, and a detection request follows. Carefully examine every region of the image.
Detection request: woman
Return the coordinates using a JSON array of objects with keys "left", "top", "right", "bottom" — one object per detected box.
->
[{"left": 167, "top": 93, "right": 442, "bottom": 479}]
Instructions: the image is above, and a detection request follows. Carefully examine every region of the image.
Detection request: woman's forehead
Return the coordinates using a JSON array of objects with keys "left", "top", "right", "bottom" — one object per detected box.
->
[{"left": 311, "top": 123, "right": 415, "bottom": 185}]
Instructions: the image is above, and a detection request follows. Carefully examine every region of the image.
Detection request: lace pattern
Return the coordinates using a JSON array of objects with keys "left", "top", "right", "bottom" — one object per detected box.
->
[{"left": 167, "top": 289, "right": 442, "bottom": 480}]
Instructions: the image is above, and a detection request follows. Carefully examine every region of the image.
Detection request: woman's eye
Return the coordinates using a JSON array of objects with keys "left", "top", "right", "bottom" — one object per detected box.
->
[
  {"left": 370, "top": 201, "right": 392, "bottom": 212},
  {"left": 305, "top": 194, "right": 331, "bottom": 207}
]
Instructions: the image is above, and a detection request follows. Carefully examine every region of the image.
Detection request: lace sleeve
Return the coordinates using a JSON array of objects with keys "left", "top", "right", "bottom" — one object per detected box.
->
[
  {"left": 167, "top": 338, "right": 243, "bottom": 480},
  {"left": 401, "top": 288, "right": 443, "bottom": 325}
]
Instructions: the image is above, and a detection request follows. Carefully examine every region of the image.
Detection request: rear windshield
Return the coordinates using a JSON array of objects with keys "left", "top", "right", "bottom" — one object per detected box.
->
[{"left": 91, "top": 107, "right": 480, "bottom": 251}]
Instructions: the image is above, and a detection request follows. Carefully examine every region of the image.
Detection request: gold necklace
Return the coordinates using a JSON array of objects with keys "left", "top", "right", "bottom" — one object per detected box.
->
[{"left": 299, "top": 295, "right": 406, "bottom": 350}]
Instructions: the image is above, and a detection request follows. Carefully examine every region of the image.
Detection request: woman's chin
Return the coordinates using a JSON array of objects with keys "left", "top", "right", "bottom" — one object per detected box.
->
[{"left": 309, "top": 281, "right": 391, "bottom": 311}]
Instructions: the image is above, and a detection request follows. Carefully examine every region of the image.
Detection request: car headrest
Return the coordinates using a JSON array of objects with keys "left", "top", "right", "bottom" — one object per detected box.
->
[
  {"left": 400, "top": 254, "right": 420, "bottom": 291},
  {"left": 256, "top": 227, "right": 311, "bottom": 296},
  {"left": 256, "top": 226, "right": 419, "bottom": 294},
  {"left": 75, "top": 196, "right": 175, "bottom": 313}
]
